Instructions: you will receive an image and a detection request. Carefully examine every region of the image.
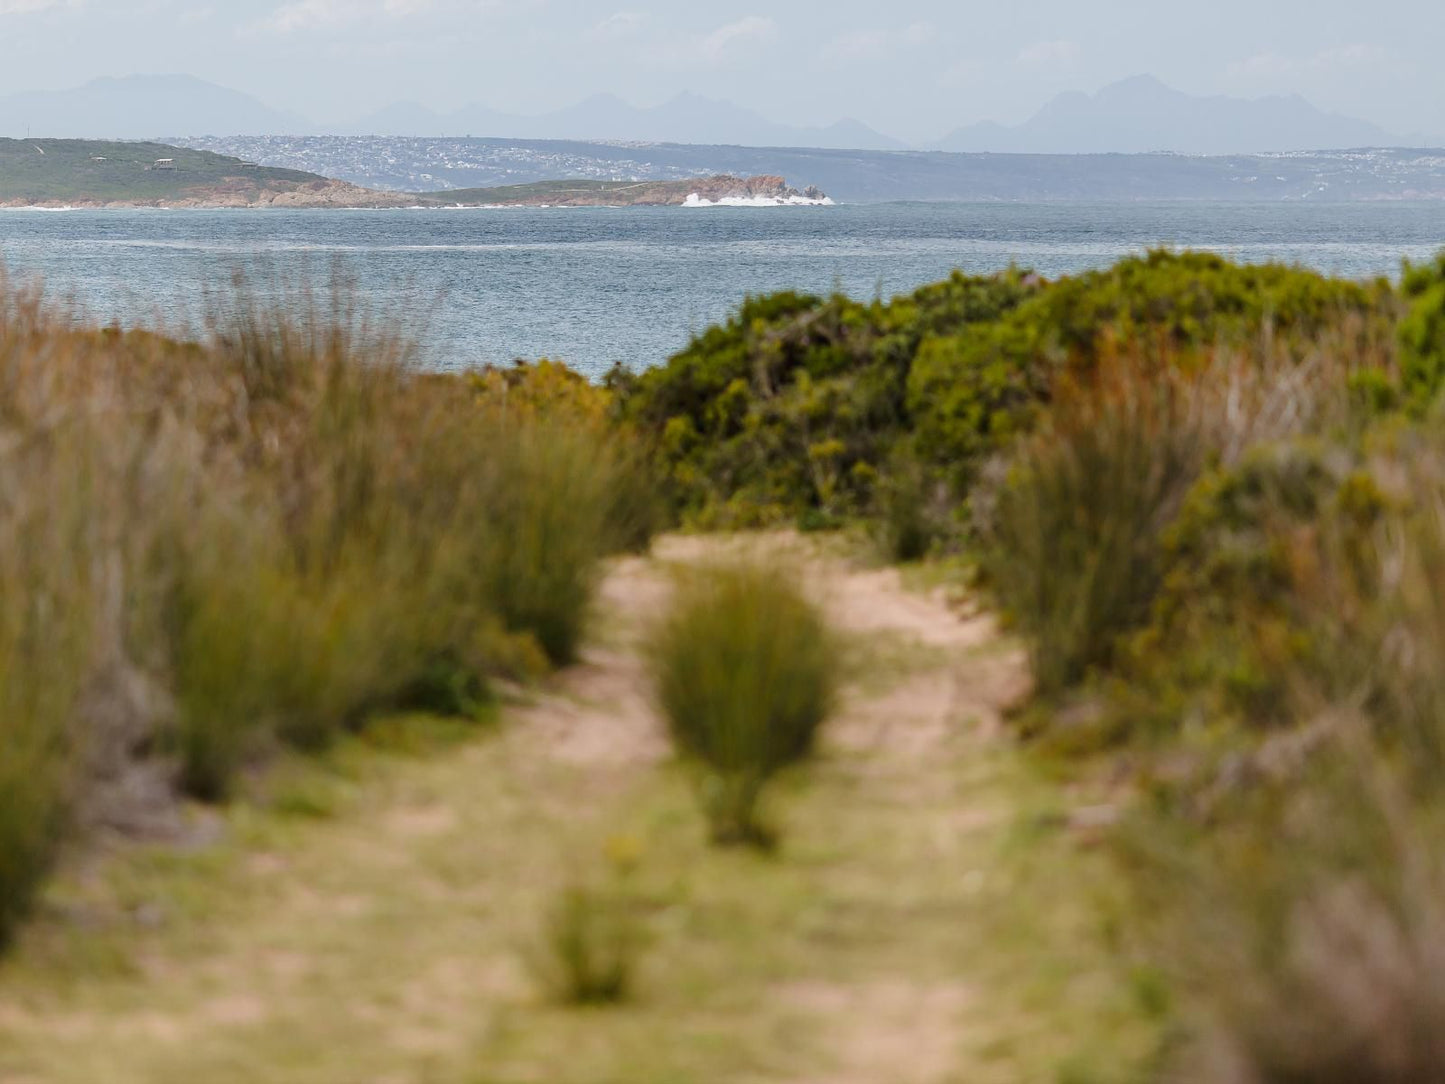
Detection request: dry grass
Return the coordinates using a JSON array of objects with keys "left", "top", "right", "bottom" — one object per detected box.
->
[
  {"left": 0, "top": 269, "right": 635, "bottom": 937},
  {"left": 983, "top": 333, "right": 1383, "bottom": 700}
]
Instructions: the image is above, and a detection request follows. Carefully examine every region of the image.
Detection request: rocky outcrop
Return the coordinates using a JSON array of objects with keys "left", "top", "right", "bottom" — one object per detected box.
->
[{"left": 428, "top": 175, "right": 832, "bottom": 208}]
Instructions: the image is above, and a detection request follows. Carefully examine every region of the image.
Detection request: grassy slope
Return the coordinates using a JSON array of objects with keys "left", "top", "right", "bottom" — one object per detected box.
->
[
  {"left": 0, "top": 535, "right": 1156, "bottom": 1084},
  {"left": 0, "top": 139, "right": 324, "bottom": 202}
]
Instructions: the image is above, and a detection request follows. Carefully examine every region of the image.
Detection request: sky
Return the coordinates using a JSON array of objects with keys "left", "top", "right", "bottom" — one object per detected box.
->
[{"left": 1, "top": 0, "right": 1442, "bottom": 142}]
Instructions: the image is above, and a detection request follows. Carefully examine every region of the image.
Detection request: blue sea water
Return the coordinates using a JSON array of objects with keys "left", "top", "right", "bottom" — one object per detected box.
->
[{"left": 1, "top": 201, "right": 1442, "bottom": 377}]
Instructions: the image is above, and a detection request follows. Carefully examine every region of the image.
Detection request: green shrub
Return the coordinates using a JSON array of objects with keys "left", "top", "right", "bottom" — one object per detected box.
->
[
  {"left": 904, "top": 319, "right": 1045, "bottom": 492},
  {"left": 1118, "top": 471, "right": 1445, "bottom": 1081},
  {"left": 0, "top": 446, "right": 93, "bottom": 948},
  {"left": 1122, "top": 743, "right": 1445, "bottom": 1084},
  {"left": 619, "top": 272, "right": 1036, "bottom": 527},
  {"left": 872, "top": 448, "right": 950, "bottom": 562},
  {"left": 618, "top": 253, "right": 1389, "bottom": 537},
  {"left": 650, "top": 563, "right": 837, "bottom": 847},
  {"left": 529, "top": 879, "right": 645, "bottom": 1006},
  {"left": 1399, "top": 252, "right": 1445, "bottom": 410},
  {"left": 168, "top": 542, "right": 280, "bottom": 800},
  {"left": 0, "top": 669, "right": 74, "bottom": 950},
  {"left": 985, "top": 356, "right": 1209, "bottom": 698},
  {"left": 466, "top": 418, "right": 616, "bottom": 665}
]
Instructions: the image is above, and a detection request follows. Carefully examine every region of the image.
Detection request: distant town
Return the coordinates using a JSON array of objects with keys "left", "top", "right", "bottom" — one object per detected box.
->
[{"left": 169, "top": 136, "right": 1445, "bottom": 203}]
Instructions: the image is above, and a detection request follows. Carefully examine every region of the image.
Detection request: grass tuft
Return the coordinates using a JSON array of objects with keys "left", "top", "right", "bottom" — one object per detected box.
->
[{"left": 649, "top": 561, "right": 837, "bottom": 847}]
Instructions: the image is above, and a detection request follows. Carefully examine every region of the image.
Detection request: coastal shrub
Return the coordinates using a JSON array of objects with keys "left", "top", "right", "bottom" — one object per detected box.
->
[
  {"left": 650, "top": 562, "right": 837, "bottom": 847},
  {"left": 475, "top": 359, "right": 662, "bottom": 557},
  {"left": 1019, "top": 250, "right": 1390, "bottom": 363},
  {"left": 1120, "top": 460, "right": 1445, "bottom": 1082},
  {"left": 871, "top": 445, "right": 959, "bottom": 561},
  {"left": 904, "top": 319, "right": 1046, "bottom": 493},
  {"left": 618, "top": 253, "right": 1391, "bottom": 537},
  {"left": 985, "top": 353, "right": 1210, "bottom": 697},
  {"left": 1097, "top": 439, "right": 1385, "bottom": 750},
  {"left": 1399, "top": 252, "right": 1445, "bottom": 410},
  {"left": 1124, "top": 741, "right": 1445, "bottom": 1084},
  {"left": 618, "top": 271, "right": 1037, "bottom": 527},
  {"left": 986, "top": 321, "right": 1390, "bottom": 717}
]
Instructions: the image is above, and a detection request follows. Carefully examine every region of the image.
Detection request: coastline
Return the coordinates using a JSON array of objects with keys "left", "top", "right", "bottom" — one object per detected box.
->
[{"left": 0, "top": 174, "right": 831, "bottom": 211}]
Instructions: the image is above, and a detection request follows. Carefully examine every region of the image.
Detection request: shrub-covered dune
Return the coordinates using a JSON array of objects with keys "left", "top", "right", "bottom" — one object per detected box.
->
[{"left": 614, "top": 251, "right": 1398, "bottom": 543}]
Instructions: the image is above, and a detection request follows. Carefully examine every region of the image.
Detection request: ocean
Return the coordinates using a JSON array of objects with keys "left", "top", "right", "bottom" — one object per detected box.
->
[{"left": 1, "top": 201, "right": 1441, "bottom": 377}]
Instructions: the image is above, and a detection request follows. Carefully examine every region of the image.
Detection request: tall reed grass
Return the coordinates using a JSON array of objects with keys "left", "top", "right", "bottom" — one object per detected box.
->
[
  {"left": 0, "top": 268, "right": 644, "bottom": 945},
  {"left": 983, "top": 335, "right": 1378, "bottom": 700}
]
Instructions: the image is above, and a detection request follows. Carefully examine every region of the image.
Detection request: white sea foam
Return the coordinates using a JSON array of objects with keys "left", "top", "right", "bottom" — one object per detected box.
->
[{"left": 683, "top": 193, "right": 835, "bottom": 208}]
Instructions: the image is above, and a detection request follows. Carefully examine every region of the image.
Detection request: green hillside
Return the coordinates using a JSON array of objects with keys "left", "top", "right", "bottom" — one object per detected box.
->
[{"left": 0, "top": 139, "right": 326, "bottom": 202}]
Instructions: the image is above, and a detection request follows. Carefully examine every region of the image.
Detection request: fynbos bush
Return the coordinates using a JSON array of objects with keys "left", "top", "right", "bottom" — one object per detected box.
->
[
  {"left": 650, "top": 562, "right": 837, "bottom": 847},
  {"left": 986, "top": 354, "right": 1208, "bottom": 697},
  {"left": 1121, "top": 450, "right": 1445, "bottom": 1083},
  {"left": 0, "top": 270, "right": 639, "bottom": 948}
]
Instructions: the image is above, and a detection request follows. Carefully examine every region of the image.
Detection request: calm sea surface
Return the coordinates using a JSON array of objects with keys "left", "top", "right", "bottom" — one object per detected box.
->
[{"left": 2, "top": 201, "right": 1442, "bottom": 377}]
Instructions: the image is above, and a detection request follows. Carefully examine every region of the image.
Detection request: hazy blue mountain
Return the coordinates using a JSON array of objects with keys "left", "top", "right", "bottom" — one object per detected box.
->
[
  {"left": 0, "top": 75, "right": 310, "bottom": 138},
  {"left": 937, "top": 75, "right": 1401, "bottom": 154},
  {"left": 1, "top": 74, "right": 901, "bottom": 149},
  {"left": 347, "top": 90, "right": 904, "bottom": 149}
]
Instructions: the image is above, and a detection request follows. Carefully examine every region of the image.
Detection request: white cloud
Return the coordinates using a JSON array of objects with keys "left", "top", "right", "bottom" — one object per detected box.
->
[
  {"left": 258, "top": 0, "right": 512, "bottom": 35},
  {"left": 261, "top": 0, "right": 350, "bottom": 32},
  {"left": 1017, "top": 39, "right": 1080, "bottom": 67},
  {"left": 592, "top": 10, "right": 644, "bottom": 40},
  {"left": 818, "top": 22, "right": 933, "bottom": 67},
  {"left": 0, "top": 0, "right": 75, "bottom": 14},
  {"left": 697, "top": 15, "right": 776, "bottom": 63},
  {"left": 632, "top": 14, "right": 777, "bottom": 69},
  {"left": 1226, "top": 43, "right": 1389, "bottom": 81},
  {"left": 938, "top": 57, "right": 985, "bottom": 89}
]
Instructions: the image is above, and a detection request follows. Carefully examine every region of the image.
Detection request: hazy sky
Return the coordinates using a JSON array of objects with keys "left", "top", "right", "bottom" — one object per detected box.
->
[{"left": 2, "top": 0, "right": 1442, "bottom": 141}]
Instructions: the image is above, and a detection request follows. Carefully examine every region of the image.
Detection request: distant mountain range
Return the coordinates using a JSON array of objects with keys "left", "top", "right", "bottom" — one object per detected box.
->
[
  {"left": 344, "top": 92, "right": 907, "bottom": 150},
  {"left": 938, "top": 75, "right": 1408, "bottom": 154},
  {"left": 0, "top": 75, "right": 311, "bottom": 139},
  {"left": 0, "top": 76, "right": 902, "bottom": 150},
  {"left": 0, "top": 73, "right": 1433, "bottom": 154}
]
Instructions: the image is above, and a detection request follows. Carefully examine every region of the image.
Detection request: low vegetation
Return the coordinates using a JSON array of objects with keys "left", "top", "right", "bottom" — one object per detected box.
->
[
  {"left": 0, "top": 270, "right": 646, "bottom": 945},
  {"left": 613, "top": 250, "right": 1392, "bottom": 540},
  {"left": 5, "top": 246, "right": 1445, "bottom": 1081},
  {"left": 0, "top": 138, "right": 327, "bottom": 204},
  {"left": 649, "top": 562, "right": 836, "bottom": 847},
  {"left": 608, "top": 246, "right": 1445, "bottom": 1077}
]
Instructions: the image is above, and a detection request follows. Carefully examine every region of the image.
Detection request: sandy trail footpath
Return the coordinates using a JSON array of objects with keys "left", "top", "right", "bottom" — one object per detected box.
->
[{"left": 0, "top": 534, "right": 1133, "bottom": 1084}]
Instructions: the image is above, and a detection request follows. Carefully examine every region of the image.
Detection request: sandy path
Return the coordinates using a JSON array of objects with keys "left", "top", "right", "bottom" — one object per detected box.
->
[{"left": 0, "top": 533, "right": 1040, "bottom": 1084}]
